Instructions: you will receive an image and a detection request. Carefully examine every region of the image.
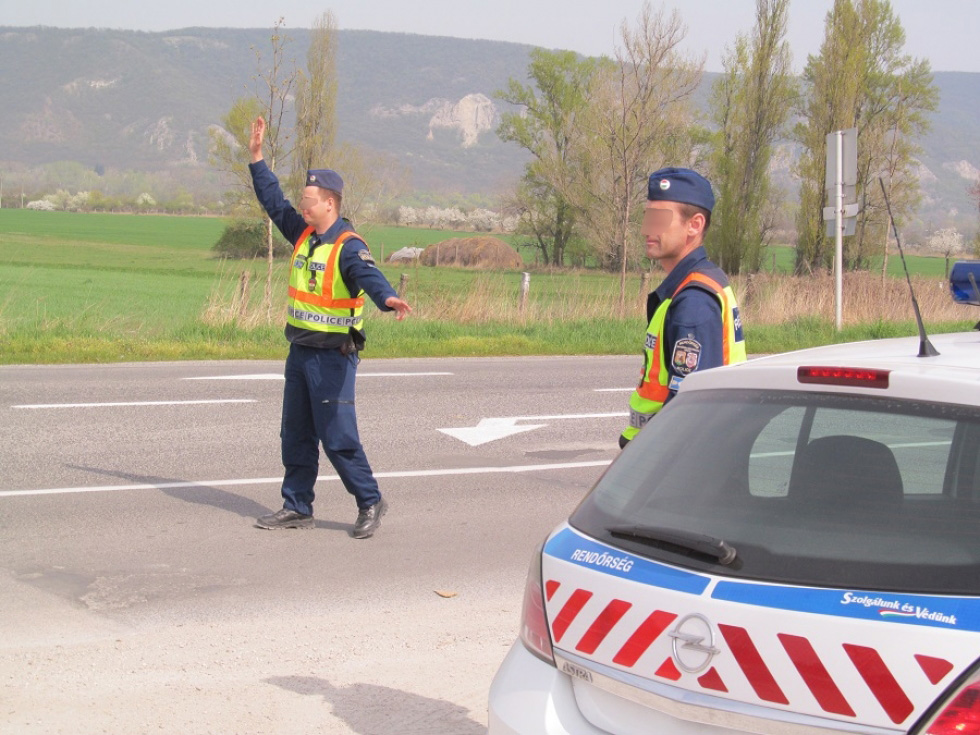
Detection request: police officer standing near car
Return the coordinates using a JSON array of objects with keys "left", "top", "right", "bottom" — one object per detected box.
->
[
  {"left": 247, "top": 116, "right": 411, "bottom": 538},
  {"left": 620, "top": 167, "right": 746, "bottom": 448}
]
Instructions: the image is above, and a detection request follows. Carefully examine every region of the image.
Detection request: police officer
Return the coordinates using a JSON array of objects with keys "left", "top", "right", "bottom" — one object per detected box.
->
[
  {"left": 248, "top": 116, "right": 411, "bottom": 538},
  {"left": 620, "top": 167, "right": 746, "bottom": 448}
]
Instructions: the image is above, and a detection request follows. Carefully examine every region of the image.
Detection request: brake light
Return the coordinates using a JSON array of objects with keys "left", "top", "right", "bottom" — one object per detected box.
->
[
  {"left": 797, "top": 366, "right": 890, "bottom": 388},
  {"left": 519, "top": 545, "right": 555, "bottom": 665},
  {"left": 915, "top": 671, "right": 980, "bottom": 735}
]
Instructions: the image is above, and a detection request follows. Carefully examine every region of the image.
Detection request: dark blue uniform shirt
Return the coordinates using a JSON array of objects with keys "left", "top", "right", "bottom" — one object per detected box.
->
[
  {"left": 647, "top": 245, "right": 726, "bottom": 402},
  {"left": 249, "top": 160, "right": 397, "bottom": 349}
]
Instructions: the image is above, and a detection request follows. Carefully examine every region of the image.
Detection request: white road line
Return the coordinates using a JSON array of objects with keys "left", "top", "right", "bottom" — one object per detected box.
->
[
  {"left": 0, "top": 460, "right": 612, "bottom": 498},
  {"left": 12, "top": 399, "right": 257, "bottom": 409},
  {"left": 184, "top": 372, "right": 453, "bottom": 380}
]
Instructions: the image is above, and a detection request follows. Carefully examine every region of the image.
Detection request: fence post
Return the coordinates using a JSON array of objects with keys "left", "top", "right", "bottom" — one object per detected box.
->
[
  {"left": 398, "top": 273, "right": 408, "bottom": 298},
  {"left": 519, "top": 272, "right": 531, "bottom": 314},
  {"left": 639, "top": 272, "right": 650, "bottom": 311},
  {"left": 238, "top": 270, "right": 251, "bottom": 320}
]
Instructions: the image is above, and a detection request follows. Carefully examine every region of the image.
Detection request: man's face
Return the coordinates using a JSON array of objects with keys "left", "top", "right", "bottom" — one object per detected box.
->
[
  {"left": 298, "top": 187, "right": 334, "bottom": 228},
  {"left": 642, "top": 200, "right": 703, "bottom": 270}
]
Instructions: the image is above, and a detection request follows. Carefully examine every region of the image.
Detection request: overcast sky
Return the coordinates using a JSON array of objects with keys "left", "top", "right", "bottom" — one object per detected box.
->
[{"left": 2, "top": 0, "right": 977, "bottom": 73}]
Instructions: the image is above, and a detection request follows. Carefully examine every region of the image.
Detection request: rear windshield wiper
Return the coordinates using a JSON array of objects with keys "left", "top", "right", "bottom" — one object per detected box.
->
[{"left": 607, "top": 525, "right": 738, "bottom": 566}]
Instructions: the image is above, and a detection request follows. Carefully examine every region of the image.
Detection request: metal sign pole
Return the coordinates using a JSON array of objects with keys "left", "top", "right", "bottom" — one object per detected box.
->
[{"left": 835, "top": 131, "right": 843, "bottom": 331}]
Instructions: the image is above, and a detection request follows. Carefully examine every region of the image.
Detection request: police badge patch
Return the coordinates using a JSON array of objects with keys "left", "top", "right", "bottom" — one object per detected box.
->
[
  {"left": 672, "top": 338, "right": 702, "bottom": 375},
  {"left": 357, "top": 249, "right": 376, "bottom": 265}
]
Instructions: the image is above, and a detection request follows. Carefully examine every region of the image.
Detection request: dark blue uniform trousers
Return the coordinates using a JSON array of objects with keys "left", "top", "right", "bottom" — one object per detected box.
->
[{"left": 279, "top": 343, "right": 381, "bottom": 516}]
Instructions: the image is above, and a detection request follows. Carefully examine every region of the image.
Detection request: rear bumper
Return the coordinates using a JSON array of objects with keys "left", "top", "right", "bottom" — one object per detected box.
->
[{"left": 488, "top": 640, "right": 608, "bottom": 735}]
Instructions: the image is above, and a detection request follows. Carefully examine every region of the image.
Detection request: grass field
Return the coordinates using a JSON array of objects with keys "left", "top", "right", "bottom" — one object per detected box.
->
[{"left": 0, "top": 209, "right": 974, "bottom": 364}]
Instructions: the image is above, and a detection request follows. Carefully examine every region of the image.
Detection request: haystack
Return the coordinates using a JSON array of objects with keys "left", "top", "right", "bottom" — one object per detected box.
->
[{"left": 420, "top": 237, "right": 522, "bottom": 269}]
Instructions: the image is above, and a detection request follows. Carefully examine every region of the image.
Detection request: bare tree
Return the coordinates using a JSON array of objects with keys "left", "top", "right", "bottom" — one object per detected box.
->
[
  {"left": 567, "top": 2, "right": 703, "bottom": 313},
  {"left": 208, "top": 18, "right": 300, "bottom": 319},
  {"left": 328, "top": 143, "right": 408, "bottom": 229},
  {"left": 250, "top": 18, "right": 301, "bottom": 316}
]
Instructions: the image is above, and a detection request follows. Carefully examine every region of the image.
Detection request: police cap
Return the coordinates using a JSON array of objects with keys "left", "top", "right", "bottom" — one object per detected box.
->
[
  {"left": 306, "top": 169, "right": 344, "bottom": 194},
  {"left": 647, "top": 167, "right": 714, "bottom": 212}
]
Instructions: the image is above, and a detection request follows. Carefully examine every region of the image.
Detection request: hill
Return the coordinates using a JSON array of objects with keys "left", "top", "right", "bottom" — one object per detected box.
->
[{"left": 1, "top": 26, "right": 978, "bottom": 231}]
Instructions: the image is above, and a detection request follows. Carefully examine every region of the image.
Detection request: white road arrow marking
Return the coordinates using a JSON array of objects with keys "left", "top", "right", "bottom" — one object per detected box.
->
[{"left": 439, "top": 412, "right": 626, "bottom": 447}]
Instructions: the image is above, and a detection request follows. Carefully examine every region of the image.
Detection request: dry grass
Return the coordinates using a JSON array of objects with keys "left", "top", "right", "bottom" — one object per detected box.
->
[
  {"left": 201, "top": 261, "right": 970, "bottom": 332},
  {"left": 733, "top": 271, "right": 966, "bottom": 326},
  {"left": 202, "top": 265, "right": 288, "bottom": 329}
]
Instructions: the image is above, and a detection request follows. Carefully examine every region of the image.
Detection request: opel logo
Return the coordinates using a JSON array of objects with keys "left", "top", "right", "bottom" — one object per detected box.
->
[{"left": 668, "top": 613, "right": 720, "bottom": 673}]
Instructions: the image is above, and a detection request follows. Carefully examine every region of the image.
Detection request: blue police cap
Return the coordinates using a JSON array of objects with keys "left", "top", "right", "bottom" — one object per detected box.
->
[
  {"left": 306, "top": 169, "right": 344, "bottom": 194},
  {"left": 647, "top": 167, "right": 714, "bottom": 212}
]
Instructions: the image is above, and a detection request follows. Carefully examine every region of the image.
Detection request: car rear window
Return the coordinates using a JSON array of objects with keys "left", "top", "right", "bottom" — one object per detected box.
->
[{"left": 570, "top": 389, "right": 980, "bottom": 594}]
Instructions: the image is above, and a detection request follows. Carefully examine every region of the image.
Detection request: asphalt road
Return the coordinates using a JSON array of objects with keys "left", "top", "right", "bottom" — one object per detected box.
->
[{"left": 0, "top": 355, "right": 638, "bottom": 734}]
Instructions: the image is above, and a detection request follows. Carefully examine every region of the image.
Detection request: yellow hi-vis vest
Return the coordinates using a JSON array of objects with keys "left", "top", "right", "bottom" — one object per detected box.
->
[
  {"left": 623, "top": 271, "right": 746, "bottom": 442},
  {"left": 286, "top": 226, "right": 366, "bottom": 335}
]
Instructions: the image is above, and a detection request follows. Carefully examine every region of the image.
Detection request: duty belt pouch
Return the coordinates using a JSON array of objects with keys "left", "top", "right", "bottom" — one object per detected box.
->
[{"left": 342, "top": 328, "right": 365, "bottom": 355}]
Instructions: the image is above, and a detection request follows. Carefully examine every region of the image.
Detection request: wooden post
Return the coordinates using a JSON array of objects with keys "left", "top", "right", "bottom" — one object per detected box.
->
[
  {"left": 398, "top": 273, "right": 408, "bottom": 298},
  {"left": 639, "top": 272, "right": 650, "bottom": 311},
  {"left": 237, "top": 270, "right": 251, "bottom": 319},
  {"left": 519, "top": 272, "right": 530, "bottom": 314}
]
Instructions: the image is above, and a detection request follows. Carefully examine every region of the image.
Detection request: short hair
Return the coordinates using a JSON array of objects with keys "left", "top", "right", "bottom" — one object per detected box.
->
[
  {"left": 318, "top": 187, "right": 342, "bottom": 210},
  {"left": 678, "top": 203, "right": 711, "bottom": 237}
]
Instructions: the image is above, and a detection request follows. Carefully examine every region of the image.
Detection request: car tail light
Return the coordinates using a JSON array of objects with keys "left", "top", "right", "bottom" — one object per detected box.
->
[
  {"left": 797, "top": 366, "right": 890, "bottom": 388},
  {"left": 519, "top": 544, "right": 555, "bottom": 665},
  {"left": 914, "top": 668, "right": 980, "bottom": 734}
]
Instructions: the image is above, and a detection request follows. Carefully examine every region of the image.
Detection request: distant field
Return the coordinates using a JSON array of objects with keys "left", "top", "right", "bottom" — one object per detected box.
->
[{"left": 0, "top": 210, "right": 972, "bottom": 364}]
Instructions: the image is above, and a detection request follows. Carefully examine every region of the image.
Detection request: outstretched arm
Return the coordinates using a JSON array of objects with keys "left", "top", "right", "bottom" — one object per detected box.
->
[{"left": 384, "top": 296, "right": 412, "bottom": 321}]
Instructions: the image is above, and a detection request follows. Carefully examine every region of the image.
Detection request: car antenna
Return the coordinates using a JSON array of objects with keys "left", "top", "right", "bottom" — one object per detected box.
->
[{"left": 878, "top": 177, "right": 939, "bottom": 357}]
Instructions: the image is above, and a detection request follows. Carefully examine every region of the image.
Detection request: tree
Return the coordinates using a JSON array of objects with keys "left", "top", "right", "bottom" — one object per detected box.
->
[
  {"left": 326, "top": 142, "right": 408, "bottom": 228},
  {"left": 289, "top": 11, "right": 339, "bottom": 197},
  {"left": 925, "top": 227, "right": 966, "bottom": 277},
  {"left": 708, "top": 0, "right": 795, "bottom": 274},
  {"left": 793, "top": 0, "right": 937, "bottom": 275},
  {"left": 209, "top": 18, "right": 301, "bottom": 315},
  {"left": 497, "top": 49, "right": 598, "bottom": 267},
  {"left": 208, "top": 96, "right": 264, "bottom": 216},
  {"left": 290, "top": 11, "right": 407, "bottom": 231},
  {"left": 970, "top": 180, "right": 980, "bottom": 257},
  {"left": 505, "top": 175, "right": 579, "bottom": 268},
  {"left": 568, "top": 2, "right": 702, "bottom": 312}
]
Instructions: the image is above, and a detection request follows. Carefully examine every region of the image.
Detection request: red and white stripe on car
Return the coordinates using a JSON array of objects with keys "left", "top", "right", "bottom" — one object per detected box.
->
[{"left": 542, "top": 525, "right": 980, "bottom": 731}]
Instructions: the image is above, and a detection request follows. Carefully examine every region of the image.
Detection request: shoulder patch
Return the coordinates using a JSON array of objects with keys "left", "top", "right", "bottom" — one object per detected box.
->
[
  {"left": 672, "top": 337, "right": 702, "bottom": 376},
  {"left": 356, "top": 249, "right": 376, "bottom": 264}
]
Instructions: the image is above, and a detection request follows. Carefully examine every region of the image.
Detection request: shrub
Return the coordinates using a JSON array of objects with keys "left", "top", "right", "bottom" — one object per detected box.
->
[{"left": 212, "top": 219, "right": 291, "bottom": 259}]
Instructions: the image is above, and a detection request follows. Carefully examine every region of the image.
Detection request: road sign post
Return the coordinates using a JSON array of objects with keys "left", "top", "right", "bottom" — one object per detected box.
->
[{"left": 824, "top": 128, "right": 858, "bottom": 331}]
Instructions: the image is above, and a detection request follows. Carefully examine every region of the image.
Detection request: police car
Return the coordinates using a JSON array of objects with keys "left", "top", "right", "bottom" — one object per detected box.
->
[{"left": 488, "top": 262, "right": 980, "bottom": 735}]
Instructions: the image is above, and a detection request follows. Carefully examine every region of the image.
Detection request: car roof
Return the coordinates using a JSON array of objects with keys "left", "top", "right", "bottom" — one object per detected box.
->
[{"left": 682, "top": 330, "right": 980, "bottom": 407}]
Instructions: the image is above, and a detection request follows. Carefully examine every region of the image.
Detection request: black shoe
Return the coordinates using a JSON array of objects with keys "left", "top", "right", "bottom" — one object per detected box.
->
[
  {"left": 255, "top": 508, "right": 314, "bottom": 530},
  {"left": 352, "top": 498, "right": 388, "bottom": 539}
]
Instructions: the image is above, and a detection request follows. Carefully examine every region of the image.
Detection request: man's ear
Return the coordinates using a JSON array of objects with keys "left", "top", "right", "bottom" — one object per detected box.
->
[{"left": 687, "top": 212, "right": 706, "bottom": 237}]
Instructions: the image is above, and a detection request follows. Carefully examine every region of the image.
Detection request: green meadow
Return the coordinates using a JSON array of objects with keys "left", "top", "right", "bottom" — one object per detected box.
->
[{"left": 0, "top": 209, "right": 971, "bottom": 364}]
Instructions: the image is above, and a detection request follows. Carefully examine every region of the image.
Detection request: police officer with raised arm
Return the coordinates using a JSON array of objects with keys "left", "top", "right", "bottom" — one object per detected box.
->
[{"left": 248, "top": 116, "right": 411, "bottom": 538}]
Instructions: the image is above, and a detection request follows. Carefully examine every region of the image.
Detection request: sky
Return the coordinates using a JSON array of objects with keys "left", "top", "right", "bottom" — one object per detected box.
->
[{"left": 1, "top": 0, "right": 978, "bottom": 74}]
